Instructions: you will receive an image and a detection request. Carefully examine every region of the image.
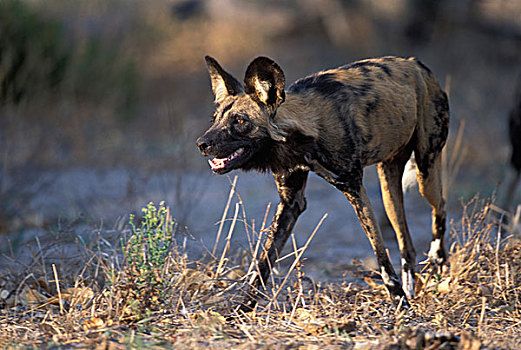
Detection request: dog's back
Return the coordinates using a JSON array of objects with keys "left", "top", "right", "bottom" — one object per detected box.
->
[{"left": 287, "top": 56, "right": 449, "bottom": 169}]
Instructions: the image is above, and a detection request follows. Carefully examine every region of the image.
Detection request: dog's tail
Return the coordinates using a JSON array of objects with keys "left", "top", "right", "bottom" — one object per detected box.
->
[{"left": 402, "top": 155, "right": 418, "bottom": 192}]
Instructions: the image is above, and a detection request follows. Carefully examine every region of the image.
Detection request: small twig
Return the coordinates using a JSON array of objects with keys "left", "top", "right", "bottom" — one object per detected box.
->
[
  {"left": 265, "top": 214, "right": 326, "bottom": 311},
  {"left": 237, "top": 319, "right": 255, "bottom": 342},
  {"left": 286, "top": 234, "right": 304, "bottom": 326},
  {"left": 275, "top": 247, "right": 306, "bottom": 264},
  {"left": 52, "top": 264, "right": 64, "bottom": 315},
  {"left": 178, "top": 293, "right": 195, "bottom": 327},
  {"left": 234, "top": 187, "right": 250, "bottom": 242},
  {"left": 35, "top": 236, "right": 47, "bottom": 280},
  {"left": 14, "top": 273, "right": 35, "bottom": 307},
  {"left": 213, "top": 175, "right": 238, "bottom": 257},
  {"left": 246, "top": 225, "right": 265, "bottom": 283},
  {"left": 478, "top": 296, "right": 487, "bottom": 334},
  {"left": 260, "top": 202, "right": 272, "bottom": 233},
  {"left": 215, "top": 202, "right": 240, "bottom": 278},
  {"left": 245, "top": 203, "right": 272, "bottom": 289},
  {"left": 496, "top": 213, "right": 504, "bottom": 290}
]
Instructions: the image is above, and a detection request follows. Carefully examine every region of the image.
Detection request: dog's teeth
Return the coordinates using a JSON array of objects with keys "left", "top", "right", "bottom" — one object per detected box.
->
[
  {"left": 233, "top": 148, "right": 243, "bottom": 158},
  {"left": 229, "top": 148, "right": 243, "bottom": 160},
  {"left": 208, "top": 148, "right": 245, "bottom": 171}
]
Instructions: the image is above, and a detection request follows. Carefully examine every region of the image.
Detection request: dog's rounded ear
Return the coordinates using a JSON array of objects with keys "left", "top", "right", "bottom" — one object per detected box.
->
[
  {"left": 205, "top": 56, "right": 244, "bottom": 104},
  {"left": 244, "top": 57, "right": 285, "bottom": 110}
]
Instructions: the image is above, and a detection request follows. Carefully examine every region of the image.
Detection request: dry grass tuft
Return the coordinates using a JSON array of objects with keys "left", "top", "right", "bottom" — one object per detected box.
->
[{"left": 0, "top": 193, "right": 520, "bottom": 348}]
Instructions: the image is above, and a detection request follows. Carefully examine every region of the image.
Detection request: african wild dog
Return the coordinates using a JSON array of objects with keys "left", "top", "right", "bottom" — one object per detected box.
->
[
  {"left": 197, "top": 56, "right": 450, "bottom": 309},
  {"left": 503, "top": 74, "right": 521, "bottom": 210}
]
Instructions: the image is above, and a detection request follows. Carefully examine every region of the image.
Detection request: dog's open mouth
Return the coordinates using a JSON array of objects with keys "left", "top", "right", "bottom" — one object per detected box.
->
[{"left": 208, "top": 147, "right": 246, "bottom": 173}]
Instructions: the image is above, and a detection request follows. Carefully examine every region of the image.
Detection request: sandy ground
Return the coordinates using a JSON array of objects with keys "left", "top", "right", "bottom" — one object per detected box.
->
[{"left": 5, "top": 166, "right": 455, "bottom": 282}]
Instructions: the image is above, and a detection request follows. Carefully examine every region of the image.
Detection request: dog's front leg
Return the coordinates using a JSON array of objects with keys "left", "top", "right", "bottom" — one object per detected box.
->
[{"left": 239, "top": 169, "right": 308, "bottom": 312}]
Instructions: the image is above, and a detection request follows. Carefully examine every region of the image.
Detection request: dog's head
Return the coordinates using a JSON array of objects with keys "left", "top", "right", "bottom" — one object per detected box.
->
[{"left": 196, "top": 56, "right": 286, "bottom": 174}]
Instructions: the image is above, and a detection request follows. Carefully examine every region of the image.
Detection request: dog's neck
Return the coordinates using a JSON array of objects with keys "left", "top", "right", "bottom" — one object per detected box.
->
[{"left": 274, "top": 92, "right": 322, "bottom": 140}]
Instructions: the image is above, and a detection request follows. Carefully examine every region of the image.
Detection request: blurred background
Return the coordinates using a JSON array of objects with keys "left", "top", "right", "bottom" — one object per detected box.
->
[{"left": 1, "top": 0, "right": 520, "bottom": 271}]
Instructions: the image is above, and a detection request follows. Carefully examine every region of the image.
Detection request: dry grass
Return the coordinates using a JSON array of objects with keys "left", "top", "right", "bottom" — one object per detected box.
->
[{"left": 1, "top": 190, "right": 520, "bottom": 349}]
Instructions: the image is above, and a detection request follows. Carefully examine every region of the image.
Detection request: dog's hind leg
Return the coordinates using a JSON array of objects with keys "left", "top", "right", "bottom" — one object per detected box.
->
[
  {"left": 240, "top": 169, "right": 308, "bottom": 312},
  {"left": 415, "top": 155, "right": 447, "bottom": 266},
  {"left": 377, "top": 146, "right": 417, "bottom": 298},
  {"left": 414, "top": 83, "right": 449, "bottom": 268}
]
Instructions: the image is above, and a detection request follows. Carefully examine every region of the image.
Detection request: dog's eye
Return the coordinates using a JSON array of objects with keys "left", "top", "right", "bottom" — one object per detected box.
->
[{"left": 234, "top": 115, "right": 248, "bottom": 125}]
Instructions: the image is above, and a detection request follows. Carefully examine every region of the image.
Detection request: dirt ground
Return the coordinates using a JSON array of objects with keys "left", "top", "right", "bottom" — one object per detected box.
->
[{"left": 3, "top": 167, "right": 446, "bottom": 280}]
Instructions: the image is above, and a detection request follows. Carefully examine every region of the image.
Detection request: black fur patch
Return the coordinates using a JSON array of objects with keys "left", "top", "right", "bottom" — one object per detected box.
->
[
  {"left": 510, "top": 108, "right": 521, "bottom": 171},
  {"left": 433, "top": 213, "right": 446, "bottom": 239},
  {"left": 219, "top": 101, "right": 235, "bottom": 116},
  {"left": 434, "top": 92, "right": 449, "bottom": 114},
  {"left": 433, "top": 92, "right": 450, "bottom": 143},
  {"left": 348, "top": 82, "right": 373, "bottom": 97},
  {"left": 240, "top": 131, "right": 318, "bottom": 174},
  {"left": 289, "top": 69, "right": 367, "bottom": 192},
  {"left": 417, "top": 92, "right": 449, "bottom": 178},
  {"left": 289, "top": 73, "right": 345, "bottom": 96},
  {"left": 509, "top": 74, "right": 521, "bottom": 171},
  {"left": 327, "top": 111, "right": 363, "bottom": 192},
  {"left": 364, "top": 97, "right": 379, "bottom": 116},
  {"left": 414, "top": 58, "right": 433, "bottom": 75},
  {"left": 341, "top": 61, "right": 392, "bottom": 77}
]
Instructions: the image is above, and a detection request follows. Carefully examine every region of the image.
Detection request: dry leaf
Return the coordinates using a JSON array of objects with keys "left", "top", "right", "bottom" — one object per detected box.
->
[
  {"left": 84, "top": 317, "right": 105, "bottom": 330},
  {"left": 225, "top": 268, "right": 245, "bottom": 280},
  {"left": 37, "top": 278, "right": 51, "bottom": 293},
  {"left": 294, "top": 308, "right": 316, "bottom": 323},
  {"left": 21, "top": 286, "right": 47, "bottom": 305},
  {"left": 363, "top": 277, "right": 380, "bottom": 289},
  {"left": 4, "top": 296, "right": 15, "bottom": 307},
  {"left": 63, "top": 287, "right": 94, "bottom": 304},
  {"left": 437, "top": 277, "right": 451, "bottom": 293},
  {"left": 182, "top": 268, "right": 213, "bottom": 293},
  {"left": 40, "top": 322, "right": 61, "bottom": 335},
  {"left": 477, "top": 284, "right": 492, "bottom": 297},
  {"left": 208, "top": 311, "right": 226, "bottom": 324},
  {"left": 45, "top": 287, "right": 95, "bottom": 310},
  {"left": 414, "top": 272, "right": 424, "bottom": 296},
  {"left": 293, "top": 308, "right": 324, "bottom": 335}
]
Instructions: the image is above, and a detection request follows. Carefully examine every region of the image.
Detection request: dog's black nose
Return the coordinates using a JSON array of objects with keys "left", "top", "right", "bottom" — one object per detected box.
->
[{"left": 197, "top": 137, "right": 210, "bottom": 154}]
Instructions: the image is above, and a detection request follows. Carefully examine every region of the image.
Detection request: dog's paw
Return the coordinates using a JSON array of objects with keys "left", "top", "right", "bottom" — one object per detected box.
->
[{"left": 427, "top": 238, "right": 447, "bottom": 266}]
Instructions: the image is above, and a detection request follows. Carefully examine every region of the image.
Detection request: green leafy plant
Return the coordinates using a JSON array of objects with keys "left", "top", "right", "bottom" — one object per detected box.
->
[{"left": 121, "top": 201, "right": 176, "bottom": 319}]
